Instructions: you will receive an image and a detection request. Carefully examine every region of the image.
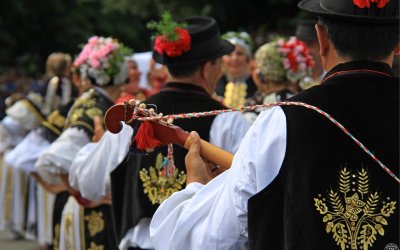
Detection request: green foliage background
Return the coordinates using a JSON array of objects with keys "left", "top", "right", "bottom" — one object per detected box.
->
[{"left": 0, "top": 0, "right": 308, "bottom": 76}]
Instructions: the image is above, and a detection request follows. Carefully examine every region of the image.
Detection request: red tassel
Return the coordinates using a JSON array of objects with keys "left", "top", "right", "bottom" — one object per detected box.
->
[{"left": 133, "top": 121, "right": 161, "bottom": 151}]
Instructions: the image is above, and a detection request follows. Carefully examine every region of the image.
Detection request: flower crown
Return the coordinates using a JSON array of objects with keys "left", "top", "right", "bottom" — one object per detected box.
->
[
  {"left": 147, "top": 12, "right": 191, "bottom": 58},
  {"left": 73, "top": 36, "right": 132, "bottom": 86},
  {"left": 353, "top": 0, "right": 390, "bottom": 9},
  {"left": 255, "top": 37, "right": 315, "bottom": 84}
]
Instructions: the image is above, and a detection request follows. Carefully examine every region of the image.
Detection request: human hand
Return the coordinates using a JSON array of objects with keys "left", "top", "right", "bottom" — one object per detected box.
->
[
  {"left": 185, "top": 131, "right": 219, "bottom": 185},
  {"left": 92, "top": 116, "right": 105, "bottom": 142}
]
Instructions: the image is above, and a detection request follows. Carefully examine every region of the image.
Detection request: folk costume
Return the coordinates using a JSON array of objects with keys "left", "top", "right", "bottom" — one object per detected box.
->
[
  {"left": 36, "top": 36, "right": 131, "bottom": 250},
  {"left": 0, "top": 96, "right": 45, "bottom": 236},
  {"left": 150, "top": 1, "right": 399, "bottom": 249},
  {"left": 242, "top": 38, "right": 315, "bottom": 123},
  {"left": 215, "top": 31, "right": 257, "bottom": 108},
  {"left": 4, "top": 101, "right": 73, "bottom": 246},
  {"left": 103, "top": 16, "right": 251, "bottom": 249}
]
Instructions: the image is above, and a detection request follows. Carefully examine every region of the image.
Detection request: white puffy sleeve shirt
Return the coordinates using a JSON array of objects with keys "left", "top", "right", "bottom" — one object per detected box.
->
[
  {"left": 0, "top": 116, "right": 28, "bottom": 153},
  {"left": 35, "top": 127, "right": 90, "bottom": 175},
  {"left": 4, "top": 129, "right": 50, "bottom": 172},
  {"left": 68, "top": 124, "right": 133, "bottom": 201},
  {"left": 150, "top": 107, "right": 287, "bottom": 249}
]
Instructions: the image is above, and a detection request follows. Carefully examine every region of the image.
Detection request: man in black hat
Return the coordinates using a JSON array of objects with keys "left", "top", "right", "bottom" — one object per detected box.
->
[
  {"left": 150, "top": 1, "right": 399, "bottom": 249},
  {"left": 106, "top": 15, "right": 250, "bottom": 249}
]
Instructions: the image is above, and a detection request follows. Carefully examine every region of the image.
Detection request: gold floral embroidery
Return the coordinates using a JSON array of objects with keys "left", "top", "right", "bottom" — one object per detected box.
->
[
  {"left": 87, "top": 242, "right": 104, "bottom": 250},
  {"left": 70, "top": 108, "right": 85, "bottom": 123},
  {"left": 47, "top": 110, "right": 66, "bottom": 129},
  {"left": 85, "top": 107, "right": 103, "bottom": 119},
  {"left": 314, "top": 167, "right": 396, "bottom": 250},
  {"left": 139, "top": 153, "right": 186, "bottom": 205},
  {"left": 65, "top": 89, "right": 97, "bottom": 127},
  {"left": 84, "top": 211, "right": 105, "bottom": 237}
]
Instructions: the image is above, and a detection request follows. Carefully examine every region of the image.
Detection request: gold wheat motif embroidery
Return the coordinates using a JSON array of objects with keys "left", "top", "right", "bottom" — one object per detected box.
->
[
  {"left": 139, "top": 153, "right": 186, "bottom": 205},
  {"left": 314, "top": 167, "right": 396, "bottom": 250}
]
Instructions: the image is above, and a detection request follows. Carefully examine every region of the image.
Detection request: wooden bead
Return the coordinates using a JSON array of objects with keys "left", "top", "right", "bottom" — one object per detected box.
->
[{"left": 128, "top": 99, "right": 136, "bottom": 106}]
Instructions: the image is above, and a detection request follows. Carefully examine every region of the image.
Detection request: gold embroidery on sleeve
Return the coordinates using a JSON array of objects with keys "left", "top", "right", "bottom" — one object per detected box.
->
[
  {"left": 139, "top": 153, "right": 186, "bottom": 205},
  {"left": 84, "top": 211, "right": 105, "bottom": 237},
  {"left": 314, "top": 167, "right": 396, "bottom": 250}
]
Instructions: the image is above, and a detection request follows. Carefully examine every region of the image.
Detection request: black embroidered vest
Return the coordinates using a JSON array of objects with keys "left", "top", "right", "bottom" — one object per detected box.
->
[
  {"left": 64, "top": 87, "right": 114, "bottom": 138},
  {"left": 111, "top": 82, "right": 225, "bottom": 242},
  {"left": 248, "top": 61, "right": 399, "bottom": 250}
]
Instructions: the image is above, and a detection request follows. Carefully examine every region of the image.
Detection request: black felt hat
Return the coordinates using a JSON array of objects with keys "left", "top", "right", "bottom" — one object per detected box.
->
[
  {"left": 295, "top": 20, "right": 318, "bottom": 42},
  {"left": 298, "top": 0, "right": 399, "bottom": 23},
  {"left": 152, "top": 16, "right": 234, "bottom": 66}
]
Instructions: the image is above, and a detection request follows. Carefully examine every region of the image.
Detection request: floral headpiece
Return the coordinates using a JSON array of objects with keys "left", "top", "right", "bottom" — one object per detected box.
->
[
  {"left": 353, "top": 0, "right": 390, "bottom": 9},
  {"left": 255, "top": 37, "right": 315, "bottom": 84},
  {"left": 73, "top": 36, "right": 132, "bottom": 86},
  {"left": 147, "top": 12, "right": 191, "bottom": 58},
  {"left": 222, "top": 31, "right": 254, "bottom": 58}
]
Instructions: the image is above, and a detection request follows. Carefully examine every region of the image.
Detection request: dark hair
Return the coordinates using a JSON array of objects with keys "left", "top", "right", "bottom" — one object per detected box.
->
[
  {"left": 319, "top": 17, "right": 399, "bottom": 61},
  {"left": 167, "top": 59, "right": 218, "bottom": 78},
  {"left": 167, "top": 63, "right": 202, "bottom": 78}
]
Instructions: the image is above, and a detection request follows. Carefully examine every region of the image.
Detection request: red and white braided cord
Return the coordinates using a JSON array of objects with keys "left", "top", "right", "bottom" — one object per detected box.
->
[{"left": 133, "top": 101, "right": 399, "bottom": 184}]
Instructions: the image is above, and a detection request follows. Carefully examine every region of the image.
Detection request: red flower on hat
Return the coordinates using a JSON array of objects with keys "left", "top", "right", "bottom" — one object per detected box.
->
[
  {"left": 154, "top": 27, "right": 191, "bottom": 57},
  {"left": 353, "top": 0, "right": 390, "bottom": 8},
  {"left": 148, "top": 12, "right": 192, "bottom": 58}
]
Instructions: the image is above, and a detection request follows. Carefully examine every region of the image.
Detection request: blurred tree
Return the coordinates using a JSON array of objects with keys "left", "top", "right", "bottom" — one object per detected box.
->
[{"left": 0, "top": 0, "right": 303, "bottom": 77}]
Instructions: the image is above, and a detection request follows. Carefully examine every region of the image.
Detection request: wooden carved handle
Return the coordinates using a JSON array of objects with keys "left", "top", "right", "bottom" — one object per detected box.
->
[
  {"left": 105, "top": 103, "right": 132, "bottom": 134},
  {"left": 104, "top": 104, "right": 234, "bottom": 169},
  {"left": 184, "top": 137, "right": 233, "bottom": 170}
]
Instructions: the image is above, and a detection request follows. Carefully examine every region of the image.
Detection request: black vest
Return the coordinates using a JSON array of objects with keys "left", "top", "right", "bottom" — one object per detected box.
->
[
  {"left": 64, "top": 87, "right": 114, "bottom": 138},
  {"left": 111, "top": 82, "right": 225, "bottom": 242},
  {"left": 248, "top": 61, "right": 399, "bottom": 250}
]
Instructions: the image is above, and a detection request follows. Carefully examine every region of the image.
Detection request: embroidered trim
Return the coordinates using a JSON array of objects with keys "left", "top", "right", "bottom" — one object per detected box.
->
[
  {"left": 223, "top": 82, "right": 247, "bottom": 108},
  {"left": 68, "top": 121, "right": 95, "bottom": 133},
  {"left": 314, "top": 167, "right": 396, "bottom": 250},
  {"left": 80, "top": 206, "right": 85, "bottom": 250},
  {"left": 42, "top": 121, "right": 62, "bottom": 136},
  {"left": 20, "top": 99, "right": 45, "bottom": 123},
  {"left": 63, "top": 211, "right": 76, "bottom": 250},
  {"left": 53, "top": 223, "right": 60, "bottom": 250},
  {"left": 321, "top": 69, "right": 391, "bottom": 85},
  {"left": 84, "top": 211, "right": 105, "bottom": 237},
  {"left": 139, "top": 153, "right": 186, "bottom": 205},
  {"left": 4, "top": 167, "right": 13, "bottom": 223},
  {"left": 87, "top": 242, "right": 104, "bottom": 250}
]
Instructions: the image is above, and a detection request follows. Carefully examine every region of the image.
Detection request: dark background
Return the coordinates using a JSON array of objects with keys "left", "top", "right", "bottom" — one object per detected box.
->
[{"left": 0, "top": 0, "right": 310, "bottom": 77}]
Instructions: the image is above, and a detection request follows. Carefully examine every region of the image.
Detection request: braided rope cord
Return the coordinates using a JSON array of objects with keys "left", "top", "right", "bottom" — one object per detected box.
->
[{"left": 129, "top": 101, "right": 399, "bottom": 184}]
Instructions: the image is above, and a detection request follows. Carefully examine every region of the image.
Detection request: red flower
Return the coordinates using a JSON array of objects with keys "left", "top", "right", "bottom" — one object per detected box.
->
[
  {"left": 371, "top": 0, "right": 390, "bottom": 8},
  {"left": 353, "top": 0, "right": 390, "bottom": 8},
  {"left": 154, "top": 28, "right": 191, "bottom": 57},
  {"left": 353, "top": 0, "right": 371, "bottom": 8}
]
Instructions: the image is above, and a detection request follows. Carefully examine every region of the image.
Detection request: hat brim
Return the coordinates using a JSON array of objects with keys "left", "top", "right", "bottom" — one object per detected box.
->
[
  {"left": 298, "top": 0, "right": 398, "bottom": 23},
  {"left": 215, "top": 39, "right": 235, "bottom": 59},
  {"left": 153, "top": 39, "right": 235, "bottom": 67}
]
